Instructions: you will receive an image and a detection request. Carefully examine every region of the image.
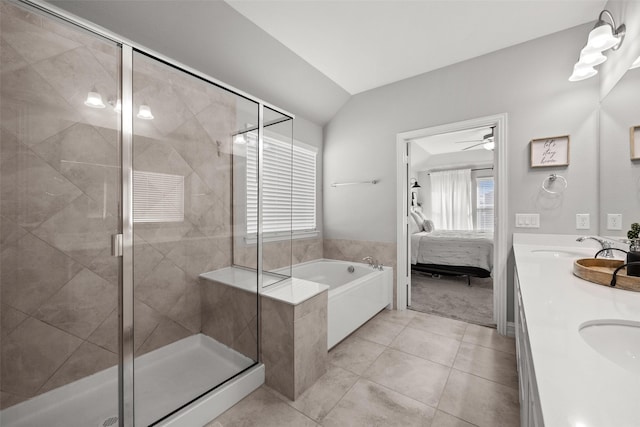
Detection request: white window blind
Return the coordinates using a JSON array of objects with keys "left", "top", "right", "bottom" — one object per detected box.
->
[
  {"left": 246, "top": 133, "right": 316, "bottom": 235},
  {"left": 476, "top": 177, "right": 494, "bottom": 231},
  {"left": 133, "top": 171, "right": 184, "bottom": 223}
]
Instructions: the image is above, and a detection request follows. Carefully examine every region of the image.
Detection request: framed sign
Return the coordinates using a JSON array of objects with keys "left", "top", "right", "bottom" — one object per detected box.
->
[
  {"left": 530, "top": 135, "right": 570, "bottom": 168},
  {"left": 631, "top": 125, "right": 640, "bottom": 160}
]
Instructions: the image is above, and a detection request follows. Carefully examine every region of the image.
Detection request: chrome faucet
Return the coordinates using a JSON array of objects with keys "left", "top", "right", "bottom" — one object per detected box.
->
[
  {"left": 576, "top": 236, "right": 614, "bottom": 258},
  {"left": 362, "top": 256, "right": 384, "bottom": 270}
]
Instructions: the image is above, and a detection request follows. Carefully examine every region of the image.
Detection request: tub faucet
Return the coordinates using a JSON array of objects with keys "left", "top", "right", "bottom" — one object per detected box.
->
[
  {"left": 576, "top": 236, "right": 614, "bottom": 258},
  {"left": 363, "top": 256, "right": 384, "bottom": 270}
]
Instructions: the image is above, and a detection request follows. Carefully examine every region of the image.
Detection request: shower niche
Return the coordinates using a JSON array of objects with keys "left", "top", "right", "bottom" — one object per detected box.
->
[{"left": 0, "top": 1, "right": 293, "bottom": 425}]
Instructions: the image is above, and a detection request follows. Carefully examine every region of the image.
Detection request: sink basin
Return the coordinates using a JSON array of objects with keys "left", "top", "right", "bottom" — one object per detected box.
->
[
  {"left": 530, "top": 249, "right": 585, "bottom": 258},
  {"left": 579, "top": 320, "right": 640, "bottom": 374}
]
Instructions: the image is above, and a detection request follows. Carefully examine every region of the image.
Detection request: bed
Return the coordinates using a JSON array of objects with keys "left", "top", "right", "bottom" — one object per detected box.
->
[{"left": 410, "top": 230, "right": 494, "bottom": 285}]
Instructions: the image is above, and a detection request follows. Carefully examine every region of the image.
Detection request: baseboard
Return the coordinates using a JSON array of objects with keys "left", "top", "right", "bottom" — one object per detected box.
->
[{"left": 506, "top": 321, "right": 516, "bottom": 337}]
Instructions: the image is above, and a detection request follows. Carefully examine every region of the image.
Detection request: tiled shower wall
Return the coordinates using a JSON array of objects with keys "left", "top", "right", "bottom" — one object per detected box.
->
[
  {"left": 0, "top": 2, "right": 122, "bottom": 408},
  {"left": 0, "top": 2, "right": 238, "bottom": 408},
  {"left": 130, "top": 53, "right": 237, "bottom": 357}
]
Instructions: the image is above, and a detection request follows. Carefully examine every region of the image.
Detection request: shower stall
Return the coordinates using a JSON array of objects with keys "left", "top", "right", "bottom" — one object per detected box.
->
[{"left": 0, "top": 1, "right": 294, "bottom": 425}]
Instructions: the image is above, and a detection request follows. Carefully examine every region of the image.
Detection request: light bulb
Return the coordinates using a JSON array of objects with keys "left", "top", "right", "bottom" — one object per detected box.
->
[
  {"left": 84, "top": 91, "right": 106, "bottom": 109},
  {"left": 579, "top": 46, "right": 606, "bottom": 67},
  {"left": 587, "top": 24, "right": 619, "bottom": 51},
  {"left": 569, "top": 63, "right": 597, "bottom": 82},
  {"left": 137, "top": 104, "right": 154, "bottom": 120}
]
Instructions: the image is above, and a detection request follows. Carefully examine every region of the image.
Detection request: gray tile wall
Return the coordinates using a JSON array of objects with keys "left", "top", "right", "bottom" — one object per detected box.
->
[
  {"left": 261, "top": 291, "right": 328, "bottom": 401},
  {"left": 0, "top": 2, "right": 239, "bottom": 408},
  {"left": 323, "top": 238, "right": 397, "bottom": 306},
  {"left": 1, "top": 2, "right": 122, "bottom": 408}
]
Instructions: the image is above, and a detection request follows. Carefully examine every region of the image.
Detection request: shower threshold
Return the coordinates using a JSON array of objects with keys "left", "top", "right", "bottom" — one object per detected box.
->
[{"left": 1, "top": 334, "right": 255, "bottom": 427}]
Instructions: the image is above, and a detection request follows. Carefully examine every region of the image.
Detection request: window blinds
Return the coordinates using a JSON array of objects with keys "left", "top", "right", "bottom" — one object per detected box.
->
[
  {"left": 246, "top": 133, "right": 317, "bottom": 235},
  {"left": 476, "top": 177, "right": 494, "bottom": 231},
  {"left": 133, "top": 170, "right": 184, "bottom": 223}
]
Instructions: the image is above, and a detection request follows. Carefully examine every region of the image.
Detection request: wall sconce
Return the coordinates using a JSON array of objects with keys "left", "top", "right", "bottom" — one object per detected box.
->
[
  {"left": 84, "top": 87, "right": 106, "bottom": 108},
  {"left": 569, "top": 10, "right": 625, "bottom": 82},
  {"left": 410, "top": 178, "right": 421, "bottom": 188},
  {"left": 137, "top": 104, "right": 154, "bottom": 120}
]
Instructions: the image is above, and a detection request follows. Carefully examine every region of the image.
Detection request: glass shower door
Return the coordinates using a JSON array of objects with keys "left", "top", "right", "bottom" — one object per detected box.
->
[
  {"left": 131, "top": 51, "right": 260, "bottom": 425},
  {"left": 0, "top": 1, "right": 122, "bottom": 426}
]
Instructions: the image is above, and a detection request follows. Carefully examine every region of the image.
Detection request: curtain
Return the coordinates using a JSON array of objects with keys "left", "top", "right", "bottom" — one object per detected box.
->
[{"left": 430, "top": 169, "right": 473, "bottom": 230}]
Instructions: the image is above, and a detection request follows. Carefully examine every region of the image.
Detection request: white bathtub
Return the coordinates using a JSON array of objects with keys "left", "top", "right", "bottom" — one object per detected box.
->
[{"left": 288, "top": 259, "right": 393, "bottom": 349}]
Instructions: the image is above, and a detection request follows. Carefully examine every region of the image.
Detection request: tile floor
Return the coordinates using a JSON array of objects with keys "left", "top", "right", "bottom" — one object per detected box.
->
[{"left": 206, "top": 309, "right": 520, "bottom": 427}]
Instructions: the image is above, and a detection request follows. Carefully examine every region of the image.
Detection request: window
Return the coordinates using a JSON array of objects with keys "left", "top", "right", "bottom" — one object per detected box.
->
[
  {"left": 246, "top": 133, "right": 317, "bottom": 236},
  {"left": 476, "top": 177, "right": 494, "bottom": 231},
  {"left": 133, "top": 171, "right": 184, "bottom": 223}
]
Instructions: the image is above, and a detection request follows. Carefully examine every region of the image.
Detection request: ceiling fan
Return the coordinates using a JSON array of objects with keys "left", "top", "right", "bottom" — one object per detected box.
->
[{"left": 455, "top": 126, "right": 496, "bottom": 151}]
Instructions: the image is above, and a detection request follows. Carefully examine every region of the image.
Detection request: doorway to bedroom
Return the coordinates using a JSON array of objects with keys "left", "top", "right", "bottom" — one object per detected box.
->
[
  {"left": 409, "top": 127, "right": 495, "bottom": 326},
  {"left": 396, "top": 114, "right": 508, "bottom": 333}
]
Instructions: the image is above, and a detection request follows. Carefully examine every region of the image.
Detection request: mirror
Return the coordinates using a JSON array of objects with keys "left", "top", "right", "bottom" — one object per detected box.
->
[{"left": 599, "top": 64, "right": 640, "bottom": 238}]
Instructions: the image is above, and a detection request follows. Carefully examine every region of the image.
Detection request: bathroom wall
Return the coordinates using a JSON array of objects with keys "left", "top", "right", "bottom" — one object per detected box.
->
[
  {"left": 0, "top": 2, "right": 121, "bottom": 408},
  {"left": 323, "top": 24, "right": 600, "bottom": 318},
  {"left": 49, "top": 0, "right": 349, "bottom": 126},
  {"left": 599, "top": 0, "right": 640, "bottom": 99},
  {"left": 0, "top": 1, "right": 246, "bottom": 408},
  {"left": 130, "top": 53, "right": 238, "bottom": 357}
]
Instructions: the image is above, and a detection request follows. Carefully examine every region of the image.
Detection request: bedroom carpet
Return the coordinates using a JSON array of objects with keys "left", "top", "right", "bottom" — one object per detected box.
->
[{"left": 409, "top": 272, "right": 494, "bottom": 327}]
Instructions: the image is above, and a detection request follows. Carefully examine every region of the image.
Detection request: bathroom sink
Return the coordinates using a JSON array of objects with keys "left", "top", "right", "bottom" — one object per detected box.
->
[
  {"left": 579, "top": 320, "right": 640, "bottom": 374},
  {"left": 530, "top": 249, "right": 585, "bottom": 258}
]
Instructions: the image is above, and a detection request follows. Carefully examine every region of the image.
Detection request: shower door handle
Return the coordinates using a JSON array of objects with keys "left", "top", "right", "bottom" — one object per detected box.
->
[{"left": 111, "top": 234, "right": 123, "bottom": 257}]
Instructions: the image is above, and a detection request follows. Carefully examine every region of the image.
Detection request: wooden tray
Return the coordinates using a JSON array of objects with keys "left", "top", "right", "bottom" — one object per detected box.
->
[{"left": 573, "top": 258, "right": 640, "bottom": 292}]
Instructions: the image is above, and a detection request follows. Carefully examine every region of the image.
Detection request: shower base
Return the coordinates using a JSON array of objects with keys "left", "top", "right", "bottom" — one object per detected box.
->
[{"left": 1, "top": 334, "right": 259, "bottom": 427}]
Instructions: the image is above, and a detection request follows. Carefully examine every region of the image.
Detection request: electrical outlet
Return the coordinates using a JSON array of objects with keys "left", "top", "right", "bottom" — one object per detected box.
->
[
  {"left": 576, "top": 214, "right": 590, "bottom": 230},
  {"left": 607, "top": 214, "right": 622, "bottom": 230}
]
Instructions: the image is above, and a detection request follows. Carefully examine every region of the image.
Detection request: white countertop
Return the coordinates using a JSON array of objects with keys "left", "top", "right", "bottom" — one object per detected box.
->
[
  {"left": 513, "top": 233, "right": 640, "bottom": 427},
  {"left": 262, "top": 277, "right": 329, "bottom": 305}
]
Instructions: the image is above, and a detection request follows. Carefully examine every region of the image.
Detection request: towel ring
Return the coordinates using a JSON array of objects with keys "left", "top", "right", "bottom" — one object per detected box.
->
[{"left": 541, "top": 174, "right": 567, "bottom": 194}]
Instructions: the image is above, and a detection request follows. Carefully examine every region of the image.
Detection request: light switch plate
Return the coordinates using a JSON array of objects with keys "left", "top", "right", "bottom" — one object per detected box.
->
[
  {"left": 516, "top": 213, "right": 540, "bottom": 228},
  {"left": 607, "top": 214, "right": 622, "bottom": 230},
  {"left": 576, "top": 214, "right": 590, "bottom": 230}
]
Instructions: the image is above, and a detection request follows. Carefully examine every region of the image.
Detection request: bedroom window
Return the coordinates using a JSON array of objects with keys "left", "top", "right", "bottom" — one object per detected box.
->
[
  {"left": 476, "top": 177, "right": 494, "bottom": 231},
  {"left": 246, "top": 133, "right": 317, "bottom": 236}
]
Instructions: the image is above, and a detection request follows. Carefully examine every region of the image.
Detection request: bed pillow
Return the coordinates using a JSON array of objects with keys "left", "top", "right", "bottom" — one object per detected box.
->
[
  {"left": 409, "top": 214, "right": 421, "bottom": 234},
  {"left": 410, "top": 211, "right": 424, "bottom": 232},
  {"left": 423, "top": 219, "right": 435, "bottom": 232},
  {"left": 415, "top": 210, "right": 428, "bottom": 222},
  {"left": 414, "top": 210, "right": 434, "bottom": 232}
]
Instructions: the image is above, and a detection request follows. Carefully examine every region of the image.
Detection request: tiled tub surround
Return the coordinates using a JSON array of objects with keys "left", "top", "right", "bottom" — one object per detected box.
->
[
  {"left": 261, "top": 280, "right": 329, "bottom": 401},
  {"left": 234, "top": 236, "right": 324, "bottom": 271},
  {"left": 513, "top": 234, "right": 640, "bottom": 427},
  {"left": 323, "top": 238, "right": 397, "bottom": 306},
  {"left": 200, "top": 269, "right": 328, "bottom": 401},
  {"left": 282, "top": 259, "right": 393, "bottom": 348},
  {"left": 0, "top": 1, "right": 245, "bottom": 411}
]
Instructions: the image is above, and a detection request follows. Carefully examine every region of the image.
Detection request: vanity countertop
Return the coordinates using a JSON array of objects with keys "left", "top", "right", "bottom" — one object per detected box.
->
[{"left": 513, "top": 233, "right": 640, "bottom": 427}]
